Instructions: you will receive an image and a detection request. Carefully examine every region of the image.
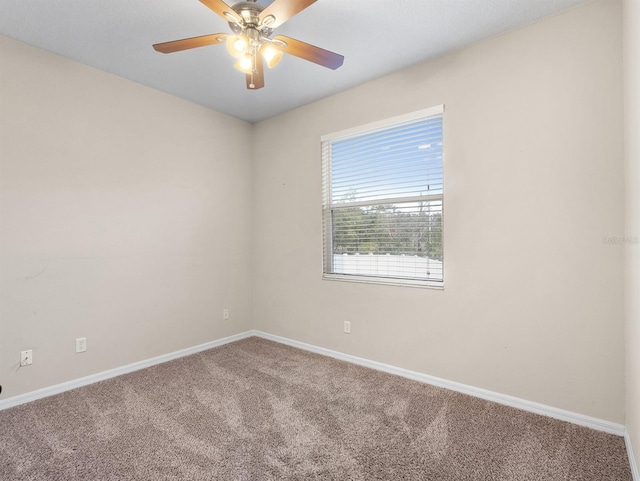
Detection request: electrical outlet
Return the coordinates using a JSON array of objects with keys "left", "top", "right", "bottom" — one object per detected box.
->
[
  {"left": 344, "top": 321, "right": 351, "bottom": 334},
  {"left": 223, "top": 308, "right": 230, "bottom": 320},
  {"left": 20, "top": 350, "right": 33, "bottom": 366},
  {"left": 75, "top": 337, "right": 87, "bottom": 353}
]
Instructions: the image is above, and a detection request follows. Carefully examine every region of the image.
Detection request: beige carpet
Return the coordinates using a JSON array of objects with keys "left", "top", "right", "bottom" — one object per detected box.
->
[{"left": 0, "top": 337, "right": 632, "bottom": 480}]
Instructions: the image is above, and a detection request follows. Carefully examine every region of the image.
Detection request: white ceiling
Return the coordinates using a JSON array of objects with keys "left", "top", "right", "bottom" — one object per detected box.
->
[{"left": 0, "top": 0, "right": 587, "bottom": 123}]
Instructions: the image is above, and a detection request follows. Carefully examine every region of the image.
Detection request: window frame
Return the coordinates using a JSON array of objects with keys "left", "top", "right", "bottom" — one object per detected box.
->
[{"left": 321, "top": 105, "right": 445, "bottom": 289}]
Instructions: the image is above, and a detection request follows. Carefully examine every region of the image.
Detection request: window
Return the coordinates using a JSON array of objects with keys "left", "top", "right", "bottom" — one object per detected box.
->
[{"left": 321, "top": 105, "right": 444, "bottom": 287}]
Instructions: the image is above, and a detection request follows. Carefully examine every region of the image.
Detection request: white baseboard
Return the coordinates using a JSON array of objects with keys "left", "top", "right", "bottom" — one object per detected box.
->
[
  {"left": 253, "top": 330, "right": 627, "bottom": 437},
  {"left": 0, "top": 328, "right": 628, "bottom": 442},
  {"left": 626, "top": 430, "right": 640, "bottom": 481},
  {"left": 0, "top": 331, "right": 253, "bottom": 412}
]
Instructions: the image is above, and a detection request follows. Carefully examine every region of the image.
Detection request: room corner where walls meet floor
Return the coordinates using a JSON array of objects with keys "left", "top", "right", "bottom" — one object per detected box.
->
[{"left": 0, "top": 329, "right": 637, "bottom": 479}]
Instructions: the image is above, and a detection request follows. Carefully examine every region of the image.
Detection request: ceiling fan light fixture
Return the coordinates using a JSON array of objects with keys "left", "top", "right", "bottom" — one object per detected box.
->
[
  {"left": 226, "top": 34, "right": 248, "bottom": 58},
  {"left": 261, "top": 44, "right": 283, "bottom": 69},
  {"left": 234, "top": 52, "right": 254, "bottom": 74}
]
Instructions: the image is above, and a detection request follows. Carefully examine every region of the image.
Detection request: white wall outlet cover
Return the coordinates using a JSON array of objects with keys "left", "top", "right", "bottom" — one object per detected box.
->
[
  {"left": 75, "top": 337, "right": 87, "bottom": 353},
  {"left": 20, "top": 350, "right": 33, "bottom": 366}
]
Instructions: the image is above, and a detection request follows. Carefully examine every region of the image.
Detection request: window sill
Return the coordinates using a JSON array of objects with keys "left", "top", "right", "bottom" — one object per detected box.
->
[{"left": 322, "top": 273, "right": 444, "bottom": 290}]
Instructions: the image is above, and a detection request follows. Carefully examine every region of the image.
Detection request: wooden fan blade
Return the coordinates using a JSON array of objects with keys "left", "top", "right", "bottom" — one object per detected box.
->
[
  {"left": 259, "top": 0, "right": 317, "bottom": 28},
  {"left": 199, "top": 0, "right": 242, "bottom": 24},
  {"left": 273, "top": 35, "right": 344, "bottom": 70},
  {"left": 153, "top": 33, "right": 227, "bottom": 53},
  {"left": 246, "top": 55, "right": 265, "bottom": 90}
]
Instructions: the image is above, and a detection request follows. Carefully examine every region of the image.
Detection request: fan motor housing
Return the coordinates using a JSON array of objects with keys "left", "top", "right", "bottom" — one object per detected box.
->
[{"left": 229, "top": 1, "right": 271, "bottom": 34}]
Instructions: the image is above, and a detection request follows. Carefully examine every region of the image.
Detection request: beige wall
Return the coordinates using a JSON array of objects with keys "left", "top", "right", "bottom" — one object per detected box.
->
[
  {"left": 0, "top": 36, "right": 254, "bottom": 399},
  {"left": 253, "top": 0, "right": 625, "bottom": 423},
  {"left": 624, "top": 0, "right": 640, "bottom": 472}
]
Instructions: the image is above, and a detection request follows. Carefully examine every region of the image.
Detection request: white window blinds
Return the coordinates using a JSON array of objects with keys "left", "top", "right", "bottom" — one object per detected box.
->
[{"left": 321, "top": 106, "right": 444, "bottom": 286}]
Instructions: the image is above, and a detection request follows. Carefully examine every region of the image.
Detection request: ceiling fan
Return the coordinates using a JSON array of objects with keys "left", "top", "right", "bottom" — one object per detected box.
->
[{"left": 153, "top": 0, "right": 344, "bottom": 90}]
